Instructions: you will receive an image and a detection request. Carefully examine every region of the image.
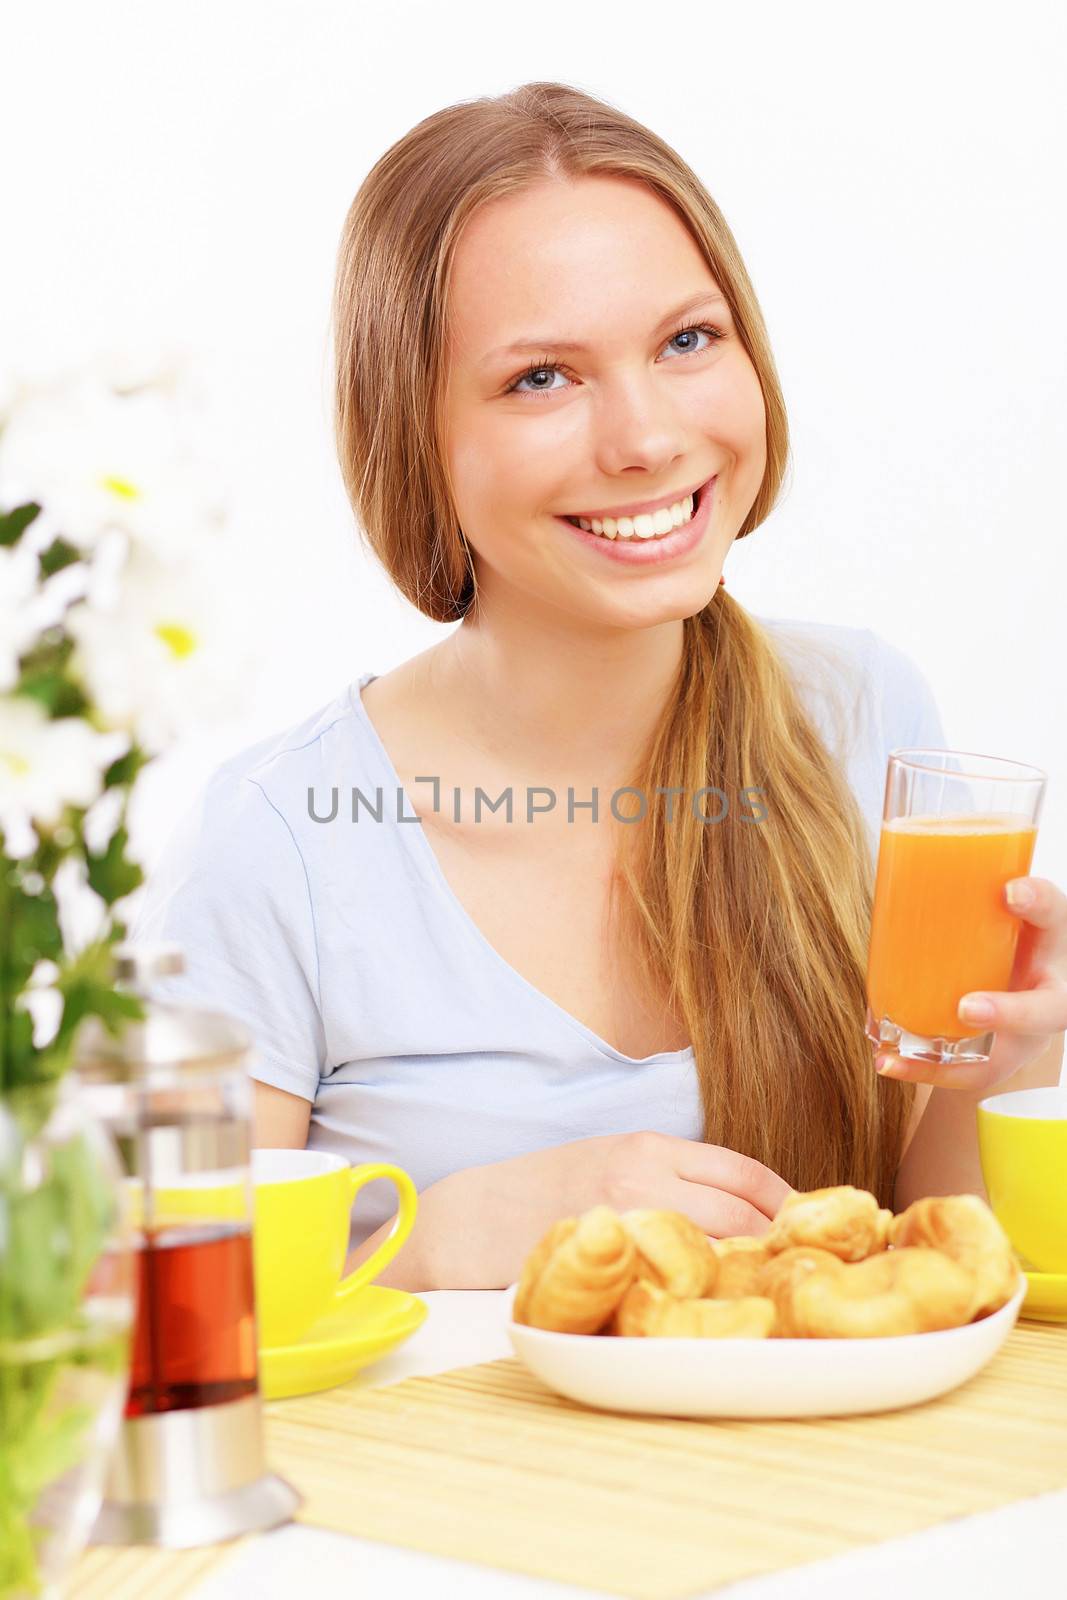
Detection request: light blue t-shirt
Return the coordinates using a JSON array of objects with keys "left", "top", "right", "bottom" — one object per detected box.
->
[{"left": 130, "top": 617, "right": 946, "bottom": 1249}]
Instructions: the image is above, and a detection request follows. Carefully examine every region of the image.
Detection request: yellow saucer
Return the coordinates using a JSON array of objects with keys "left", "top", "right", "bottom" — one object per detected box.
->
[
  {"left": 1022, "top": 1268, "right": 1067, "bottom": 1323},
  {"left": 259, "top": 1285, "right": 428, "bottom": 1400}
]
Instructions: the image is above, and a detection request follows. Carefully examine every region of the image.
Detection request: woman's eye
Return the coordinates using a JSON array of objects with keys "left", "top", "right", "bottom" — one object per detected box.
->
[
  {"left": 509, "top": 364, "right": 570, "bottom": 397},
  {"left": 505, "top": 322, "right": 724, "bottom": 398},
  {"left": 663, "top": 325, "right": 719, "bottom": 359}
]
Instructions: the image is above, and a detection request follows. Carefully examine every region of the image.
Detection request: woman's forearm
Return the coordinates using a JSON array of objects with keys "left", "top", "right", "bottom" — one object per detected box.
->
[
  {"left": 342, "top": 1173, "right": 471, "bottom": 1292},
  {"left": 894, "top": 1032, "right": 1064, "bottom": 1210},
  {"left": 341, "top": 1145, "right": 572, "bottom": 1292}
]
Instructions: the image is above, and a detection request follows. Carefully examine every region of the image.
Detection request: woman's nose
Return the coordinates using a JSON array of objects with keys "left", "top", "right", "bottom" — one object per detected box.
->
[{"left": 592, "top": 377, "right": 687, "bottom": 478}]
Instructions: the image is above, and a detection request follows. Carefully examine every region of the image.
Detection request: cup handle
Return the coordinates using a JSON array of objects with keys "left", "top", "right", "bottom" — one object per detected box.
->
[{"left": 333, "top": 1163, "right": 419, "bottom": 1304}]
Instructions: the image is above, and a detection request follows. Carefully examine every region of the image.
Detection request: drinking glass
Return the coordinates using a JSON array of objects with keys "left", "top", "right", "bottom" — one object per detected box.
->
[{"left": 865, "top": 749, "right": 1046, "bottom": 1066}]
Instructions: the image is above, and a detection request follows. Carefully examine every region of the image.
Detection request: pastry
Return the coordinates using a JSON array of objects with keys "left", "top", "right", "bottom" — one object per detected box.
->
[
  {"left": 766, "top": 1245, "right": 975, "bottom": 1337},
  {"left": 513, "top": 1206, "right": 637, "bottom": 1333},
  {"left": 614, "top": 1278, "right": 776, "bottom": 1338},
  {"left": 765, "top": 1185, "right": 893, "bottom": 1261},
  {"left": 709, "top": 1236, "right": 773, "bottom": 1299},
  {"left": 511, "top": 1190, "right": 1019, "bottom": 1344},
  {"left": 889, "top": 1195, "right": 1020, "bottom": 1319},
  {"left": 758, "top": 1246, "right": 844, "bottom": 1333},
  {"left": 620, "top": 1209, "right": 718, "bottom": 1298}
]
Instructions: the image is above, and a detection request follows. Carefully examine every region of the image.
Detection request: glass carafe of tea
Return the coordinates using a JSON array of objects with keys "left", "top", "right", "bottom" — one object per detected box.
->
[{"left": 74, "top": 941, "right": 301, "bottom": 1546}]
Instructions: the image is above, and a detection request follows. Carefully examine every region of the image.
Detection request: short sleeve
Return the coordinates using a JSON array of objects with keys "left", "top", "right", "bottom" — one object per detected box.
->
[
  {"left": 868, "top": 632, "right": 949, "bottom": 756},
  {"left": 129, "top": 773, "right": 325, "bottom": 1102}
]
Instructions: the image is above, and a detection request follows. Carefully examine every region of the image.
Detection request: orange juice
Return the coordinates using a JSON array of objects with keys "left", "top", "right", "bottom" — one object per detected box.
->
[{"left": 867, "top": 813, "right": 1036, "bottom": 1040}]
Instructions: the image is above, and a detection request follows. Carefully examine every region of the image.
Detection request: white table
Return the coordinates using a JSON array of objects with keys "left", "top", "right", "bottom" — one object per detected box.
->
[{"left": 186, "top": 1291, "right": 1067, "bottom": 1600}]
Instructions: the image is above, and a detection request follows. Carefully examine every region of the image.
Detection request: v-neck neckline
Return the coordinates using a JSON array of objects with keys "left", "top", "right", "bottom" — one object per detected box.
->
[{"left": 350, "top": 672, "right": 695, "bottom": 1069}]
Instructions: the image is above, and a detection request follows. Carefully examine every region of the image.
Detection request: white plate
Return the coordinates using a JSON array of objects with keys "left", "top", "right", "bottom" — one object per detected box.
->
[{"left": 505, "top": 1277, "right": 1026, "bottom": 1418}]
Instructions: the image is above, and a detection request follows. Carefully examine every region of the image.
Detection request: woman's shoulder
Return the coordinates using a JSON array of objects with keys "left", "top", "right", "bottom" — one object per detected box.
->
[
  {"left": 128, "top": 683, "right": 382, "bottom": 1100},
  {"left": 139, "top": 674, "right": 381, "bottom": 903},
  {"left": 753, "top": 613, "right": 946, "bottom": 764},
  {"left": 756, "top": 611, "right": 877, "bottom": 670},
  {"left": 200, "top": 676, "right": 371, "bottom": 802}
]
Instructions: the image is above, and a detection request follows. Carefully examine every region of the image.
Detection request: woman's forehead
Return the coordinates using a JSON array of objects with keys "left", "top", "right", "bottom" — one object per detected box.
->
[{"left": 447, "top": 180, "right": 720, "bottom": 366}]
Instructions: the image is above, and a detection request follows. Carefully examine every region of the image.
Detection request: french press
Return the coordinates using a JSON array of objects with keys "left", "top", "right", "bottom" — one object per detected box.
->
[{"left": 76, "top": 941, "right": 301, "bottom": 1547}]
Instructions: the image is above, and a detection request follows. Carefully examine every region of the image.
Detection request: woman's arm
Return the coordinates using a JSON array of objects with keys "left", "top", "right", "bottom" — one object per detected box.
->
[
  {"left": 894, "top": 1030, "right": 1063, "bottom": 1209},
  {"left": 341, "top": 1130, "right": 795, "bottom": 1292},
  {"left": 252, "top": 1080, "right": 311, "bottom": 1148}
]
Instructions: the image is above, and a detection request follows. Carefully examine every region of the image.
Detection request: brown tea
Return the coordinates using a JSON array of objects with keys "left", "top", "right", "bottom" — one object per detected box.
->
[{"left": 126, "top": 1221, "right": 259, "bottom": 1416}]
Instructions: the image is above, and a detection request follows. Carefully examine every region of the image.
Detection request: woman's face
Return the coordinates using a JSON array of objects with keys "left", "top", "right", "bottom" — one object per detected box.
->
[{"left": 441, "top": 175, "right": 768, "bottom": 633}]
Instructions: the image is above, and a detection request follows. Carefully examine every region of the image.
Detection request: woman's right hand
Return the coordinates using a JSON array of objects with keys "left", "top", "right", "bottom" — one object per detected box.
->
[
  {"left": 562, "top": 1129, "right": 795, "bottom": 1239},
  {"left": 397, "top": 1129, "right": 795, "bottom": 1291}
]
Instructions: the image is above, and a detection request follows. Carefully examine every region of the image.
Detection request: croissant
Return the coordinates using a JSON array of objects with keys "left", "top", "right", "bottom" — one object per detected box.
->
[
  {"left": 620, "top": 1209, "right": 717, "bottom": 1298},
  {"left": 758, "top": 1246, "right": 845, "bottom": 1333},
  {"left": 513, "top": 1206, "right": 637, "bottom": 1333},
  {"left": 765, "top": 1185, "right": 893, "bottom": 1262},
  {"left": 766, "top": 1245, "right": 976, "bottom": 1337},
  {"left": 709, "top": 1236, "right": 773, "bottom": 1299},
  {"left": 614, "top": 1279, "right": 776, "bottom": 1339},
  {"left": 889, "top": 1195, "right": 1020, "bottom": 1320}
]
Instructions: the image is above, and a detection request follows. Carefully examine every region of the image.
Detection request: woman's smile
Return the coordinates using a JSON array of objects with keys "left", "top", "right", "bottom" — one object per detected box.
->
[{"left": 555, "top": 473, "right": 717, "bottom": 566}]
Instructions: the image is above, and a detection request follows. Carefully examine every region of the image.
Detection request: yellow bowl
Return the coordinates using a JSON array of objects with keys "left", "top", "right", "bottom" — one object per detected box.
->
[{"left": 977, "top": 1087, "right": 1067, "bottom": 1273}]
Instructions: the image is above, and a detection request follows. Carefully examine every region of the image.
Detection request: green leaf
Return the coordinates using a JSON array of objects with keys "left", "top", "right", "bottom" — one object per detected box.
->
[
  {"left": 0, "top": 875, "right": 66, "bottom": 1088},
  {"left": 14, "top": 631, "right": 92, "bottom": 721},
  {"left": 33, "top": 939, "right": 145, "bottom": 1080},
  {"left": 103, "top": 744, "right": 152, "bottom": 790},
  {"left": 86, "top": 825, "right": 144, "bottom": 907},
  {"left": 1, "top": 1009, "right": 36, "bottom": 1090},
  {"left": 36, "top": 537, "right": 82, "bottom": 581},
  {"left": 10, "top": 882, "right": 64, "bottom": 976},
  {"left": 15, "top": 675, "right": 92, "bottom": 723},
  {"left": 0, "top": 1141, "right": 116, "bottom": 1340},
  {"left": 0, "top": 503, "right": 41, "bottom": 548}
]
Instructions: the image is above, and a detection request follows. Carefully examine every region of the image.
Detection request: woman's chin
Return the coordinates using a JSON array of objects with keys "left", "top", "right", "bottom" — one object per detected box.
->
[{"left": 570, "top": 583, "right": 722, "bottom": 633}]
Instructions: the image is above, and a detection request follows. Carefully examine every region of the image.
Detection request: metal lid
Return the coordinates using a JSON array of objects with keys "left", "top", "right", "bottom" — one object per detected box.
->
[{"left": 73, "top": 941, "right": 253, "bottom": 1082}]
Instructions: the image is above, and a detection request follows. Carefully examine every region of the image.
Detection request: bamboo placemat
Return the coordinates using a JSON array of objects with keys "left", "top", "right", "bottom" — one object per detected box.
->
[
  {"left": 262, "top": 1320, "right": 1067, "bottom": 1598},
  {"left": 70, "top": 1541, "right": 244, "bottom": 1597},
  {"left": 70, "top": 1318, "right": 1067, "bottom": 1600}
]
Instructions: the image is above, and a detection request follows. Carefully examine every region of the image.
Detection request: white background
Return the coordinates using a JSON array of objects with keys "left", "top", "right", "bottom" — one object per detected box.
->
[{"left": 3, "top": 0, "right": 1065, "bottom": 881}]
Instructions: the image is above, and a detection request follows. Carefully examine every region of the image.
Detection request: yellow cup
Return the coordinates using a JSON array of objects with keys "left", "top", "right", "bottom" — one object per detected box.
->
[
  {"left": 977, "top": 1086, "right": 1067, "bottom": 1272},
  {"left": 130, "top": 1149, "right": 418, "bottom": 1347}
]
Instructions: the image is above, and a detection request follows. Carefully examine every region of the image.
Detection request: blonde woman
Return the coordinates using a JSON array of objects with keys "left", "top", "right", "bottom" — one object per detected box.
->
[{"left": 135, "top": 82, "right": 1066, "bottom": 1290}]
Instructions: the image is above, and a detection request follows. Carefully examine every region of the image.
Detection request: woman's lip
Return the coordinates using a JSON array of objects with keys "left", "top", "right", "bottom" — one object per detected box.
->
[
  {"left": 562, "top": 477, "right": 710, "bottom": 522},
  {"left": 556, "top": 475, "right": 717, "bottom": 565}
]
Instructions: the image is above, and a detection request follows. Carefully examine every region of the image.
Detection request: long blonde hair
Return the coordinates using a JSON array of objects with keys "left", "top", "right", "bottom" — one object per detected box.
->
[{"left": 332, "top": 81, "right": 913, "bottom": 1205}]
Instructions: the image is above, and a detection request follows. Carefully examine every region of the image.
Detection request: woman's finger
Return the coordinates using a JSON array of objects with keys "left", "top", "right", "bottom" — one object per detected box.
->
[
  {"left": 674, "top": 1139, "right": 794, "bottom": 1220},
  {"left": 1005, "top": 877, "right": 1067, "bottom": 954},
  {"left": 669, "top": 1178, "right": 774, "bottom": 1238},
  {"left": 957, "top": 980, "right": 1067, "bottom": 1036},
  {"left": 874, "top": 1051, "right": 1007, "bottom": 1091}
]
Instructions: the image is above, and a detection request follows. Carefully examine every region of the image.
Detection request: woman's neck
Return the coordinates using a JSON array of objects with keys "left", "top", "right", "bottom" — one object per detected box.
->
[{"left": 425, "top": 614, "right": 686, "bottom": 792}]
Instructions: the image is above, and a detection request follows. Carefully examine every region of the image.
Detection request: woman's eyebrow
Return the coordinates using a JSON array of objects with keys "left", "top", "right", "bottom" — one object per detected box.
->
[{"left": 478, "top": 291, "right": 729, "bottom": 367}]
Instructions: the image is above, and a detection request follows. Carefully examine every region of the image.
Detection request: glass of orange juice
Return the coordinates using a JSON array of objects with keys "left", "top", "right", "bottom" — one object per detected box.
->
[{"left": 866, "top": 749, "right": 1046, "bottom": 1066}]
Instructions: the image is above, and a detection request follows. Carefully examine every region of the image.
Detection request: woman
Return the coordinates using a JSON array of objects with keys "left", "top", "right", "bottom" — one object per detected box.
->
[{"left": 135, "top": 82, "right": 1065, "bottom": 1290}]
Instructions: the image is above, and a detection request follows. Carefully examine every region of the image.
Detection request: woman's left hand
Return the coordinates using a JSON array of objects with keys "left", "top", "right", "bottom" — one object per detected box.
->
[{"left": 875, "top": 876, "right": 1067, "bottom": 1090}]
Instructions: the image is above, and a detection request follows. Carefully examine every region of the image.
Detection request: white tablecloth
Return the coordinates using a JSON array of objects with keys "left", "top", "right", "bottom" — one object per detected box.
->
[{"left": 188, "top": 1291, "right": 1067, "bottom": 1600}]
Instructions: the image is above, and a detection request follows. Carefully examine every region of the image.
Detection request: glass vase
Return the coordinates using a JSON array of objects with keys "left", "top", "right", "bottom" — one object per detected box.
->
[{"left": 0, "top": 1075, "right": 136, "bottom": 1600}]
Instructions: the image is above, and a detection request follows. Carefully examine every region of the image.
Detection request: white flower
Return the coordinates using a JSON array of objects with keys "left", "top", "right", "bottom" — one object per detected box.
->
[
  {"left": 0, "top": 370, "right": 16, "bottom": 428},
  {"left": 66, "top": 542, "right": 254, "bottom": 752},
  {"left": 0, "top": 355, "right": 229, "bottom": 564},
  {"left": 0, "top": 543, "right": 45, "bottom": 690},
  {"left": 0, "top": 696, "right": 112, "bottom": 839}
]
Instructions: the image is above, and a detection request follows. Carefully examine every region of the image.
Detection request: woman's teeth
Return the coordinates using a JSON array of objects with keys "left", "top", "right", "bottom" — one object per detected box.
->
[{"left": 564, "top": 492, "right": 696, "bottom": 541}]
